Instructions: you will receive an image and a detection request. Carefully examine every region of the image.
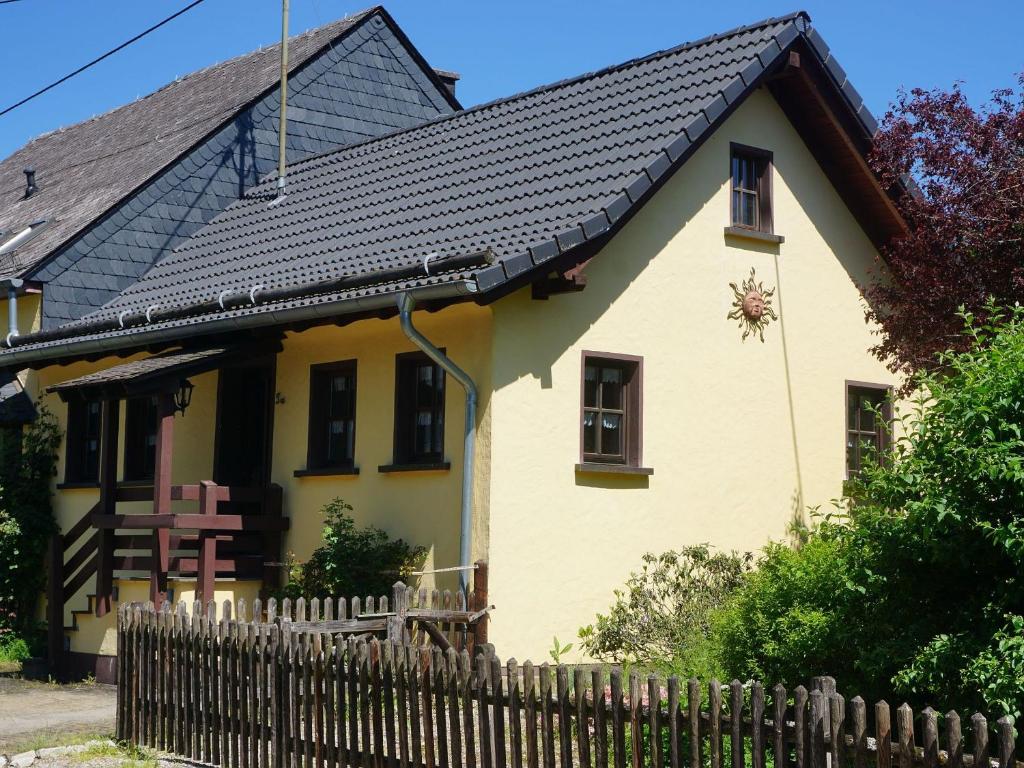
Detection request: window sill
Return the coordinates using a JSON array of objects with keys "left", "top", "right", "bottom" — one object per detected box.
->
[
  {"left": 575, "top": 463, "right": 654, "bottom": 476},
  {"left": 56, "top": 481, "right": 99, "bottom": 490},
  {"left": 293, "top": 466, "right": 360, "bottom": 478},
  {"left": 724, "top": 226, "right": 785, "bottom": 244},
  {"left": 378, "top": 462, "right": 451, "bottom": 474}
]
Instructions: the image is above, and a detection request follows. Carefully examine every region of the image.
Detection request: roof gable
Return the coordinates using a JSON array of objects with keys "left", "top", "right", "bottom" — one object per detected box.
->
[
  {"left": 0, "top": 11, "right": 904, "bottom": 368},
  {"left": 0, "top": 7, "right": 459, "bottom": 283}
]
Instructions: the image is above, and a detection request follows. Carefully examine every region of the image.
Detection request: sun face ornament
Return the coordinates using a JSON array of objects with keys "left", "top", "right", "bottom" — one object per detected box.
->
[{"left": 727, "top": 268, "right": 778, "bottom": 342}]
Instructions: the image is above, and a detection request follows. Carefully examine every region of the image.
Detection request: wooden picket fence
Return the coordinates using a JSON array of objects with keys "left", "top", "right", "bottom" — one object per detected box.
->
[{"left": 117, "top": 601, "right": 1020, "bottom": 768}]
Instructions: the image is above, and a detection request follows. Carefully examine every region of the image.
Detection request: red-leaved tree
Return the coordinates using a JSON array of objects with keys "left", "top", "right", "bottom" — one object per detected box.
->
[{"left": 866, "top": 75, "right": 1024, "bottom": 380}]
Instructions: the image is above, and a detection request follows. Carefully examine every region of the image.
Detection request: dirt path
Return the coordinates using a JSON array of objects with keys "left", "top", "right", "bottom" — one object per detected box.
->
[{"left": 0, "top": 677, "right": 116, "bottom": 753}]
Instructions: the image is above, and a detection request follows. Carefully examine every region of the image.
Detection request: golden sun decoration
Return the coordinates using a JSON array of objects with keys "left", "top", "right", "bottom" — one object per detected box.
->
[{"left": 727, "top": 268, "right": 777, "bottom": 342}]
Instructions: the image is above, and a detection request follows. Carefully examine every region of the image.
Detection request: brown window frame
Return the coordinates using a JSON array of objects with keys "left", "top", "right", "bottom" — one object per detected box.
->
[
  {"left": 393, "top": 351, "right": 446, "bottom": 466},
  {"left": 845, "top": 381, "right": 893, "bottom": 478},
  {"left": 730, "top": 143, "right": 774, "bottom": 234},
  {"left": 580, "top": 352, "right": 643, "bottom": 467},
  {"left": 65, "top": 398, "right": 102, "bottom": 484},
  {"left": 123, "top": 395, "right": 159, "bottom": 482},
  {"left": 306, "top": 360, "right": 358, "bottom": 471}
]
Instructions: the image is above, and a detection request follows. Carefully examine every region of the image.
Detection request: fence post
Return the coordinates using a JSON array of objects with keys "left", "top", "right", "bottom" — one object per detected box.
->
[
  {"left": 997, "top": 716, "right": 1015, "bottom": 768},
  {"left": 472, "top": 560, "right": 489, "bottom": 647},
  {"left": 391, "top": 581, "right": 409, "bottom": 644},
  {"left": 809, "top": 690, "right": 827, "bottom": 768}
]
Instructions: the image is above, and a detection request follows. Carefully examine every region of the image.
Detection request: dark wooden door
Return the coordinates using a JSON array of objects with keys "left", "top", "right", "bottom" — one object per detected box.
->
[{"left": 214, "top": 362, "right": 275, "bottom": 491}]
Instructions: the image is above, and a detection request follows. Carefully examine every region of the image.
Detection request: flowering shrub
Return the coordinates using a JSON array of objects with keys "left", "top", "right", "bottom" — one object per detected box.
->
[
  {"left": 277, "top": 499, "right": 426, "bottom": 601},
  {"left": 578, "top": 546, "right": 750, "bottom": 670}
]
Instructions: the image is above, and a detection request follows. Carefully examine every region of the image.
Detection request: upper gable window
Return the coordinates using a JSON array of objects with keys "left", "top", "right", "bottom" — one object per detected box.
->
[{"left": 730, "top": 143, "right": 773, "bottom": 234}]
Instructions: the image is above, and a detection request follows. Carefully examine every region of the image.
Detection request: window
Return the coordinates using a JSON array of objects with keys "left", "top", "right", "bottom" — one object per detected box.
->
[
  {"left": 65, "top": 399, "right": 102, "bottom": 483},
  {"left": 581, "top": 353, "right": 642, "bottom": 466},
  {"left": 730, "top": 143, "right": 773, "bottom": 233},
  {"left": 846, "top": 383, "right": 892, "bottom": 476},
  {"left": 124, "top": 396, "right": 159, "bottom": 482},
  {"left": 393, "top": 352, "right": 445, "bottom": 465},
  {"left": 307, "top": 361, "right": 357, "bottom": 470}
]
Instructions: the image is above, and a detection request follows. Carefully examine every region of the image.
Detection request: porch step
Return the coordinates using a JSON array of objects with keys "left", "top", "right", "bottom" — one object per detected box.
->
[{"left": 64, "top": 594, "right": 101, "bottom": 632}]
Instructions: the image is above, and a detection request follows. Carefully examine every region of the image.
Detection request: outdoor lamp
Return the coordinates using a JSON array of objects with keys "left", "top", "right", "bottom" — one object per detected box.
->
[{"left": 174, "top": 379, "right": 194, "bottom": 415}]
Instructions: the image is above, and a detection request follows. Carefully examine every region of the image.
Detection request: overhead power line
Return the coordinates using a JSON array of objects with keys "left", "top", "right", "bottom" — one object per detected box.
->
[{"left": 0, "top": 0, "right": 209, "bottom": 118}]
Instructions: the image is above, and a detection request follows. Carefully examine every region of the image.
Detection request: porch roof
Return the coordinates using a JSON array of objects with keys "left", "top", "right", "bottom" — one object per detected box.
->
[{"left": 47, "top": 346, "right": 235, "bottom": 401}]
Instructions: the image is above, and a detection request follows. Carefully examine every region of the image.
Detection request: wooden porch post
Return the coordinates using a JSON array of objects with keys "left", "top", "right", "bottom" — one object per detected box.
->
[
  {"left": 197, "top": 480, "right": 217, "bottom": 605},
  {"left": 95, "top": 399, "right": 119, "bottom": 617},
  {"left": 46, "top": 533, "right": 64, "bottom": 674},
  {"left": 150, "top": 392, "right": 175, "bottom": 608}
]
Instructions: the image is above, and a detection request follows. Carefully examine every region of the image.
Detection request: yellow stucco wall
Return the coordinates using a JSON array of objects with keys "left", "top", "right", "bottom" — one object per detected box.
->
[
  {"left": 272, "top": 304, "right": 493, "bottom": 589},
  {"left": 1, "top": 291, "right": 42, "bottom": 402},
  {"left": 37, "top": 302, "right": 493, "bottom": 655},
  {"left": 484, "top": 87, "right": 900, "bottom": 659}
]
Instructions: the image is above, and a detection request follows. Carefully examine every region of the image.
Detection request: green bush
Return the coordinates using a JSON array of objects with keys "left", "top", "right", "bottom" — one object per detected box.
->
[
  {"left": 0, "top": 630, "right": 31, "bottom": 663},
  {"left": 714, "top": 305, "right": 1024, "bottom": 717},
  {"left": 578, "top": 546, "right": 750, "bottom": 677},
  {"left": 0, "top": 408, "right": 61, "bottom": 636},
  {"left": 278, "top": 499, "right": 426, "bottom": 601}
]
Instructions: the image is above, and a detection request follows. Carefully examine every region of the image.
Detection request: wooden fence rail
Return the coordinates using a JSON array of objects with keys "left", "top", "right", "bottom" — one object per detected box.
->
[{"left": 117, "top": 602, "right": 1019, "bottom": 768}]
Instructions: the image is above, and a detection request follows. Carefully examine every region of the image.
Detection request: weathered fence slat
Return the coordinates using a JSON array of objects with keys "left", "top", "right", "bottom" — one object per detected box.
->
[{"left": 116, "top": 602, "right": 1024, "bottom": 768}]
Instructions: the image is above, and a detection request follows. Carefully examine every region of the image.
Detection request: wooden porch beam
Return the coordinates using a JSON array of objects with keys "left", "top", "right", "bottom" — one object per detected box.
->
[
  {"left": 197, "top": 481, "right": 217, "bottom": 606},
  {"left": 150, "top": 392, "right": 175, "bottom": 608},
  {"left": 95, "top": 399, "right": 119, "bottom": 617}
]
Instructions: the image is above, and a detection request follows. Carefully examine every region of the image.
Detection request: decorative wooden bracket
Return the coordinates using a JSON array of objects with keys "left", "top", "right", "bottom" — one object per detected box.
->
[{"left": 531, "top": 261, "right": 590, "bottom": 300}]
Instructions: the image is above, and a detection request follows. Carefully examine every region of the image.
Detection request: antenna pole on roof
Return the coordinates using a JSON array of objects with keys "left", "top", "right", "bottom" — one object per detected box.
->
[{"left": 276, "top": 0, "right": 290, "bottom": 197}]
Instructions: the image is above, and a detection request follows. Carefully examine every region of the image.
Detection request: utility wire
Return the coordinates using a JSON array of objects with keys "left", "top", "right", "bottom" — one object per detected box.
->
[{"left": 0, "top": 0, "right": 209, "bottom": 118}]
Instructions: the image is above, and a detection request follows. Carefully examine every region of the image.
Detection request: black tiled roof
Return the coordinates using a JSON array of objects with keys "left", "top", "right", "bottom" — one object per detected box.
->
[
  {"left": 0, "top": 8, "right": 387, "bottom": 280},
  {"left": 0, "top": 10, "right": 882, "bottom": 366}
]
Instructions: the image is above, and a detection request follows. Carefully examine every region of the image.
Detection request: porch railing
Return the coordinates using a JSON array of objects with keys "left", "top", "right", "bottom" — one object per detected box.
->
[{"left": 48, "top": 481, "right": 286, "bottom": 670}]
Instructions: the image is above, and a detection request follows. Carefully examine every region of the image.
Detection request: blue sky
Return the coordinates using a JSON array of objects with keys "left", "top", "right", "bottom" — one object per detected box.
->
[{"left": 0, "top": 1, "right": 1021, "bottom": 161}]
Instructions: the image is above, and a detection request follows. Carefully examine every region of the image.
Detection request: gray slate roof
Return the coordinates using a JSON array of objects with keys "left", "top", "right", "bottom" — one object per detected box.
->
[
  {"left": 0, "top": 370, "right": 36, "bottom": 424},
  {"left": 47, "top": 347, "right": 230, "bottom": 395},
  {"left": 0, "top": 8, "right": 379, "bottom": 280},
  {"left": 0, "top": 11, "right": 880, "bottom": 366}
]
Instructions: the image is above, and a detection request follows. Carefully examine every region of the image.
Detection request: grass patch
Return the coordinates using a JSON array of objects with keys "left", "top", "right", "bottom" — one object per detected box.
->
[
  {"left": 0, "top": 729, "right": 113, "bottom": 757},
  {"left": 71, "top": 741, "right": 158, "bottom": 768}
]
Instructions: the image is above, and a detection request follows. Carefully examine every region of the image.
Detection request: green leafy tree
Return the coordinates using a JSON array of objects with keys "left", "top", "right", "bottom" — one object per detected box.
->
[
  {"left": 715, "top": 305, "right": 1024, "bottom": 718},
  {"left": 279, "top": 499, "right": 426, "bottom": 600}
]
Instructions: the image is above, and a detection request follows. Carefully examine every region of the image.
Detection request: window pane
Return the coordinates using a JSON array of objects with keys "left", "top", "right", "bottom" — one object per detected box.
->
[
  {"left": 583, "top": 365, "right": 598, "bottom": 407},
  {"left": 846, "top": 438, "right": 858, "bottom": 474},
  {"left": 739, "top": 191, "right": 757, "bottom": 227},
  {"left": 860, "top": 399, "right": 876, "bottom": 432},
  {"left": 601, "top": 413, "right": 622, "bottom": 456},
  {"left": 601, "top": 367, "right": 623, "bottom": 410},
  {"left": 582, "top": 410, "right": 596, "bottom": 454},
  {"left": 848, "top": 395, "right": 859, "bottom": 432}
]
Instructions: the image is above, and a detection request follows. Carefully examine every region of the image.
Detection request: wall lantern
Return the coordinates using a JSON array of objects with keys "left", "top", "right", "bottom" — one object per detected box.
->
[{"left": 174, "top": 379, "right": 194, "bottom": 415}]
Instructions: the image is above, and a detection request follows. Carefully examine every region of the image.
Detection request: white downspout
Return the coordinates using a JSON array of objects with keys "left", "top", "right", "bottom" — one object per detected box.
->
[
  {"left": 4, "top": 278, "right": 23, "bottom": 347},
  {"left": 397, "top": 292, "right": 478, "bottom": 595}
]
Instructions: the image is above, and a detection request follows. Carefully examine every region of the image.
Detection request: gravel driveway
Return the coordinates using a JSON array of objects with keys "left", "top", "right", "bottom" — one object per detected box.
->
[{"left": 0, "top": 677, "right": 116, "bottom": 753}]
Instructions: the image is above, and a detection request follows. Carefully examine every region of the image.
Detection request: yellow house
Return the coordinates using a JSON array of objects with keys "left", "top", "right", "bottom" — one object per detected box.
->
[{"left": 0, "top": 10, "right": 906, "bottom": 681}]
